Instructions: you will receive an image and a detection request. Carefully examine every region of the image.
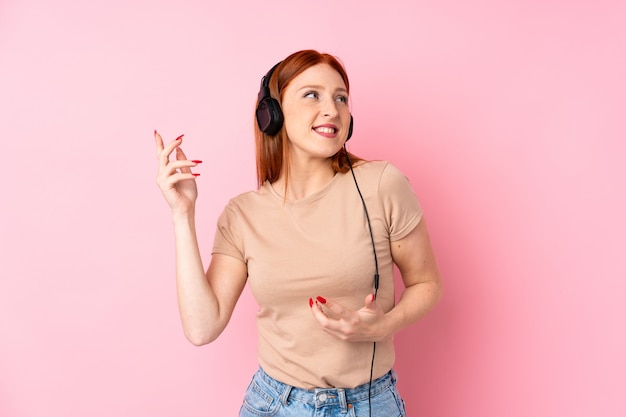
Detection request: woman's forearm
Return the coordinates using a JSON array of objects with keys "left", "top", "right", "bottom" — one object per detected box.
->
[
  {"left": 382, "top": 279, "right": 442, "bottom": 338},
  {"left": 171, "top": 210, "right": 221, "bottom": 345}
]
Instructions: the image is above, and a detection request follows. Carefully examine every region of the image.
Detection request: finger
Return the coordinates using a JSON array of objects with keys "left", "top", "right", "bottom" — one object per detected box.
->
[
  {"left": 156, "top": 158, "right": 199, "bottom": 187},
  {"left": 309, "top": 298, "right": 333, "bottom": 327},
  {"left": 165, "top": 159, "right": 201, "bottom": 173},
  {"left": 164, "top": 171, "right": 201, "bottom": 184},
  {"left": 310, "top": 299, "right": 357, "bottom": 341},
  {"left": 154, "top": 130, "right": 181, "bottom": 157},
  {"left": 175, "top": 148, "right": 202, "bottom": 176},
  {"left": 154, "top": 130, "right": 165, "bottom": 158},
  {"left": 316, "top": 296, "right": 349, "bottom": 318},
  {"left": 157, "top": 134, "right": 184, "bottom": 166},
  {"left": 176, "top": 147, "right": 193, "bottom": 174},
  {"left": 159, "top": 135, "right": 183, "bottom": 172}
]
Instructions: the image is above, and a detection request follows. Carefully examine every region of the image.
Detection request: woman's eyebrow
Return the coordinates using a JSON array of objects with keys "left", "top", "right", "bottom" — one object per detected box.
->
[{"left": 297, "top": 84, "right": 348, "bottom": 94}]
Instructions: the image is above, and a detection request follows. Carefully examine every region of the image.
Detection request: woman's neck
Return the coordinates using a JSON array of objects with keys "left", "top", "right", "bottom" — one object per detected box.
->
[{"left": 274, "top": 159, "right": 335, "bottom": 200}]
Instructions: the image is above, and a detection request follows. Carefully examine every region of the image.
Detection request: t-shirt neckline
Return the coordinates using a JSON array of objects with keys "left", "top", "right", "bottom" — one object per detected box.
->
[{"left": 265, "top": 172, "right": 341, "bottom": 205}]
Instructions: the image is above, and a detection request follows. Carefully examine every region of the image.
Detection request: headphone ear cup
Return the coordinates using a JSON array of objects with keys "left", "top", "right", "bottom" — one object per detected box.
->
[
  {"left": 256, "top": 97, "right": 284, "bottom": 136},
  {"left": 346, "top": 115, "right": 354, "bottom": 141}
]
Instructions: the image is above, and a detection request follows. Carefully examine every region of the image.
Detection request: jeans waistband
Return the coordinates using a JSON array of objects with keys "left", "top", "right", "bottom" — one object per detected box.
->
[{"left": 255, "top": 367, "right": 397, "bottom": 407}]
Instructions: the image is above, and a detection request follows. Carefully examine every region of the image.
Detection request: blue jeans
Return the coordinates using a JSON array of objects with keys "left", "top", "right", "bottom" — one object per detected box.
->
[{"left": 239, "top": 367, "right": 407, "bottom": 417}]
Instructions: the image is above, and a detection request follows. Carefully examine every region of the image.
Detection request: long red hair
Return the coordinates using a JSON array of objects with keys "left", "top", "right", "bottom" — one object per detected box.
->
[{"left": 254, "top": 50, "right": 362, "bottom": 188}]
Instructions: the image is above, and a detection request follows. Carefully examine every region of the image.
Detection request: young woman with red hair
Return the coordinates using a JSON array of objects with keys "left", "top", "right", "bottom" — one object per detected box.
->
[{"left": 155, "top": 49, "right": 442, "bottom": 417}]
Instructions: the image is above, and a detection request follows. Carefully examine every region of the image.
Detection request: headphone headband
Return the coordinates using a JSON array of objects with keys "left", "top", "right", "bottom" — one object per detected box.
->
[{"left": 257, "top": 61, "right": 281, "bottom": 104}]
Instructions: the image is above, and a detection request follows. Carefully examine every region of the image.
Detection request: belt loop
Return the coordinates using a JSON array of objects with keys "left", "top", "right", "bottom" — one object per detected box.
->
[
  {"left": 280, "top": 384, "right": 293, "bottom": 406},
  {"left": 337, "top": 388, "right": 347, "bottom": 413}
]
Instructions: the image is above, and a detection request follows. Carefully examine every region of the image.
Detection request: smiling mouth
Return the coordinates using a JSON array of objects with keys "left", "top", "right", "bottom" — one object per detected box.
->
[{"left": 313, "top": 126, "right": 337, "bottom": 134}]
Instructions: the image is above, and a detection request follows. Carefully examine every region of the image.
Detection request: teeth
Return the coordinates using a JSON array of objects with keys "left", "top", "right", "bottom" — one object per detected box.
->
[{"left": 315, "top": 127, "right": 335, "bottom": 134}]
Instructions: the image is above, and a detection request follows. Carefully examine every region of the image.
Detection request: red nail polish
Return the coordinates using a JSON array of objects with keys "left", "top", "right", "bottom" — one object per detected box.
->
[
  {"left": 192, "top": 160, "right": 203, "bottom": 164},
  {"left": 192, "top": 173, "right": 200, "bottom": 177},
  {"left": 175, "top": 134, "right": 184, "bottom": 141},
  {"left": 154, "top": 129, "right": 157, "bottom": 135},
  {"left": 309, "top": 298, "right": 313, "bottom": 308},
  {"left": 371, "top": 294, "right": 376, "bottom": 302},
  {"left": 316, "top": 296, "right": 326, "bottom": 304}
]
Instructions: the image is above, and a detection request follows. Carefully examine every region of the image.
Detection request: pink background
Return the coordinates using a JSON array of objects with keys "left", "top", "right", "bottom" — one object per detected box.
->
[{"left": 1, "top": 0, "right": 625, "bottom": 416}]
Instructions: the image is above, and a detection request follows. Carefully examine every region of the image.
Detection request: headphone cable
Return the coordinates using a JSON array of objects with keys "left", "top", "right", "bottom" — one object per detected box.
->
[{"left": 345, "top": 146, "right": 379, "bottom": 417}]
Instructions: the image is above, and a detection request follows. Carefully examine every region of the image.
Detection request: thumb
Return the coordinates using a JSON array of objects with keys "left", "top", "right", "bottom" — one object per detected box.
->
[{"left": 364, "top": 293, "right": 378, "bottom": 310}]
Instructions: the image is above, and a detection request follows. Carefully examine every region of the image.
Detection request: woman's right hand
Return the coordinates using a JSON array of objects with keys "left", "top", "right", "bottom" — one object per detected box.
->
[{"left": 154, "top": 130, "right": 202, "bottom": 214}]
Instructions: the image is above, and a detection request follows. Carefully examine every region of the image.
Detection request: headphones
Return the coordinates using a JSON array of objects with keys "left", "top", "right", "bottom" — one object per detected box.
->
[{"left": 256, "top": 61, "right": 354, "bottom": 140}]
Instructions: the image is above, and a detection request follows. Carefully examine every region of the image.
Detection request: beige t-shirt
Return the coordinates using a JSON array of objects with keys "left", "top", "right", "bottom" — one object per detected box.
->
[{"left": 212, "top": 161, "right": 422, "bottom": 389}]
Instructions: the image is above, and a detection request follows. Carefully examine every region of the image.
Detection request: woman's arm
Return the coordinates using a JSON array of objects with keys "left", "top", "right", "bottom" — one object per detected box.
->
[
  {"left": 155, "top": 131, "right": 247, "bottom": 346},
  {"left": 172, "top": 213, "right": 247, "bottom": 346},
  {"left": 380, "top": 218, "right": 443, "bottom": 336}
]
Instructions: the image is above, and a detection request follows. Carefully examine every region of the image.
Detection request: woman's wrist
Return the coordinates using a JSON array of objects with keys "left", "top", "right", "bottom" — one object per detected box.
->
[
  {"left": 171, "top": 207, "right": 196, "bottom": 224},
  {"left": 375, "top": 312, "right": 398, "bottom": 342}
]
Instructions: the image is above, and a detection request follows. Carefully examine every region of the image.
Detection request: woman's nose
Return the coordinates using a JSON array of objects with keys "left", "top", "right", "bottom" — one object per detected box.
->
[{"left": 321, "top": 98, "right": 338, "bottom": 118}]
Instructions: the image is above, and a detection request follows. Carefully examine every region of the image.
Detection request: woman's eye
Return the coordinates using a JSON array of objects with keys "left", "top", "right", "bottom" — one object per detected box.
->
[
  {"left": 304, "top": 91, "right": 319, "bottom": 99},
  {"left": 336, "top": 95, "right": 348, "bottom": 103}
]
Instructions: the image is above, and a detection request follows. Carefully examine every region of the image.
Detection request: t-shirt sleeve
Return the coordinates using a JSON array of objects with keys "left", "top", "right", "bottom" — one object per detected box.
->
[
  {"left": 211, "top": 200, "right": 246, "bottom": 262},
  {"left": 379, "top": 162, "right": 423, "bottom": 241}
]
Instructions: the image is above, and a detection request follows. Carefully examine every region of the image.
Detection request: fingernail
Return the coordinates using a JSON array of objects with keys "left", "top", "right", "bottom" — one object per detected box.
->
[
  {"left": 192, "top": 173, "right": 200, "bottom": 177},
  {"left": 175, "top": 134, "right": 184, "bottom": 141},
  {"left": 371, "top": 294, "right": 376, "bottom": 302},
  {"left": 316, "top": 296, "right": 326, "bottom": 304},
  {"left": 154, "top": 129, "right": 157, "bottom": 136},
  {"left": 309, "top": 298, "right": 313, "bottom": 308},
  {"left": 192, "top": 160, "right": 203, "bottom": 164}
]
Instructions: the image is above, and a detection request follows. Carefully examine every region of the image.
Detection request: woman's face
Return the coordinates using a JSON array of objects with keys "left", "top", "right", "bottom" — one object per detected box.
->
[{"left": 281, "top": 63, "right": 351, "bottom": 164}]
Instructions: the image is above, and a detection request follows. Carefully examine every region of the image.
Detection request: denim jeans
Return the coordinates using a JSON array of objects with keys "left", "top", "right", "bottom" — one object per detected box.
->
[{"left": 239, "top": 367, "right": 407, "bottom": 417}]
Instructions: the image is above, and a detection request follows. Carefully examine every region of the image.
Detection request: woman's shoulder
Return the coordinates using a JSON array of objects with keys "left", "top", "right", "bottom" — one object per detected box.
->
[
  {"left": 223, "top": 183, "right": 274, "bottom": 211},
  {"left": 352, "top": 160, "right": 405, "bottom": 181},
  {"left": 350, "top": 160, "right": 416, "bottom": 198},
  {"left": 352, "top": 159, "right": 388, "bottom": 173}
]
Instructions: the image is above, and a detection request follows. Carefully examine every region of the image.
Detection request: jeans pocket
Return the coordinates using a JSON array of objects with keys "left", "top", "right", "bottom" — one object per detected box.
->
[
  {"left": 240, "top": 380, "right": 281, "bottom": 417},
  {"left": 389, "top": 384, "right": 407, "bottom": 417},
  {"left": 354, "top": 385, "right": 407, "bottom": 417}
]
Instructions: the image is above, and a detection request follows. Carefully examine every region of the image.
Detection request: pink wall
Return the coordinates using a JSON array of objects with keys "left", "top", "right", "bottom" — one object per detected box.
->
[{"left": 1, "top": 0, "right": 624, "bottom": 416}]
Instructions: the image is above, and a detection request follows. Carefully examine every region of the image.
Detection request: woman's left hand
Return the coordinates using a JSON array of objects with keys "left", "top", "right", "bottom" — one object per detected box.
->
[{"left": 309, "top": 294, "right": 390, "bottom": 343}]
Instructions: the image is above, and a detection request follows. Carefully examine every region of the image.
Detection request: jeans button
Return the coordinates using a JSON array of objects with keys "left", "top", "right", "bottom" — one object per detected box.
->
[{"left": 318, "top": 393, "right": 327, "bottom": 402}]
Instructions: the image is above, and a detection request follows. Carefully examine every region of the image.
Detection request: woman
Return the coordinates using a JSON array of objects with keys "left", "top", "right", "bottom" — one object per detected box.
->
[{"left": 155, "top": 49, "right": 442, "bottom": 416}]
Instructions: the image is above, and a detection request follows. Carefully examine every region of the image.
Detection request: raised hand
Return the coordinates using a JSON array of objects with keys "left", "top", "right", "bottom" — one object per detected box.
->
[{"left": 154, "top": 130, "right": 202, "bottom": 214}]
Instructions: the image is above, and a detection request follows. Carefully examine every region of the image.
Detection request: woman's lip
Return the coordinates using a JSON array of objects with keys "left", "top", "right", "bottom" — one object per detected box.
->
[{"left": 313, "top": 126, "right": 338, "bottom": 137}]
